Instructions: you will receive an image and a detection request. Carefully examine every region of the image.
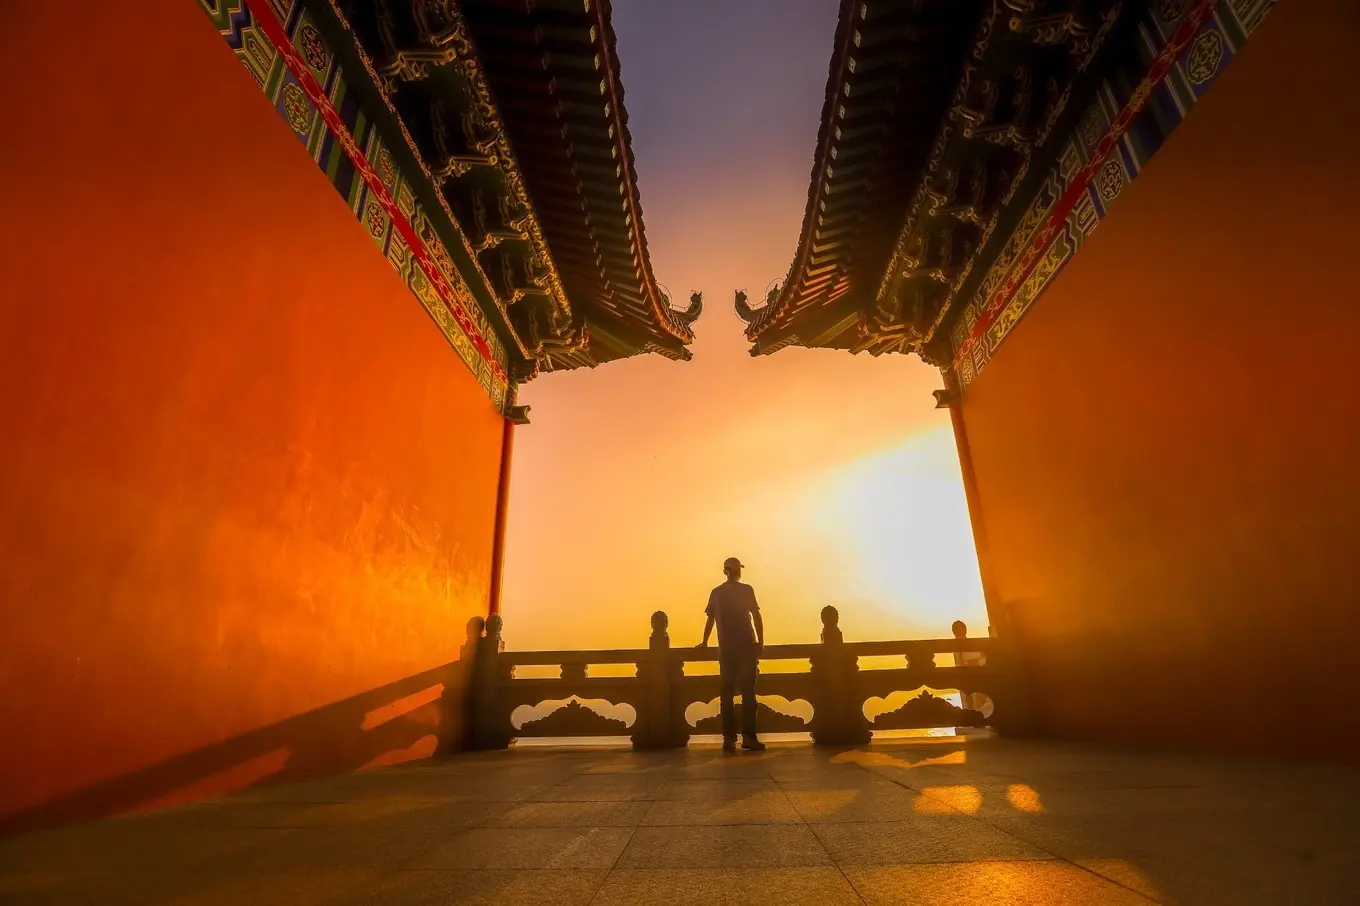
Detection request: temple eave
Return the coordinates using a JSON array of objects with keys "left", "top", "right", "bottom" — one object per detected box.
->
[
  {"left": 331, "top": 0, "right": 693, "bottom": 383},
  {"left": 757, "top": 0, "right": 1131, "bottom": 374}
]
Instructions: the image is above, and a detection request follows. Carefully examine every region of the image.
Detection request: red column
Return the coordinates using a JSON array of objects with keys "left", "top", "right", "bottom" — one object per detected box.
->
[
  {"left": 487, "top": 416, "right": 516, "bottom": 617},
  {"left": 948, "top": 401, "right": 1003, "bottom": 635}
]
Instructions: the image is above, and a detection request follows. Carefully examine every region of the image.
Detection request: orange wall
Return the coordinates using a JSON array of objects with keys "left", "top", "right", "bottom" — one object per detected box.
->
[
  {"left": 0, "top": 1, "right": 504, "bottom": 825},
  {"left": 959, "top": 0, "right": 1360, "bottom": 758}
]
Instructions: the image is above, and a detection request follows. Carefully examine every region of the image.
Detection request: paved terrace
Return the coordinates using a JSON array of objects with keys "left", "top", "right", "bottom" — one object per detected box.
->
[{"left": 3, "top": 737, "right": 1359, "bottom": 905}]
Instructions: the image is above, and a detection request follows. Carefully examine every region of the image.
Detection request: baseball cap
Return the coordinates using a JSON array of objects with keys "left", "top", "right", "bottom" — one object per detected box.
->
[{"left": 723, "top": 557, "right": 745, "bottom": 571}]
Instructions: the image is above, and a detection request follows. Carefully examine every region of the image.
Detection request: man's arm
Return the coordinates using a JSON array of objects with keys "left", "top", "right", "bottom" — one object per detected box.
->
[
  {"left": 749, "top": 588, "right": 764, "bottom": 648},
  {"left": 700, "top": 590, "right": 716, "bottom": 647}
]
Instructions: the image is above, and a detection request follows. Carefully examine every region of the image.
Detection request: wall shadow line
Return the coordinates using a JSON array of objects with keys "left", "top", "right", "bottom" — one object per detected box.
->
[{"left": 0, "top": 657, "right": 474, "bottom": 838}]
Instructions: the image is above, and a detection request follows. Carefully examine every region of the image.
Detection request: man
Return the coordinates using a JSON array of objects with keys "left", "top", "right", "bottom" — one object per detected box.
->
[{"left": 699, "top": 557, "right": 765, "bottom": 751}]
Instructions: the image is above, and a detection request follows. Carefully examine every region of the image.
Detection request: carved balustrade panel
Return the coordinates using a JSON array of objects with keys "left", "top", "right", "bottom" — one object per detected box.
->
[{"left": 463, "top": 608, "right": 1027, "bottom": 750}]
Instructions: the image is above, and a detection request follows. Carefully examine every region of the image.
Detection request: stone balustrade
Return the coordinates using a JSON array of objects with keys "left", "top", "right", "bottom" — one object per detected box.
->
[{"left": 463, "top": 607, "right": 1030, "bottom": 750}]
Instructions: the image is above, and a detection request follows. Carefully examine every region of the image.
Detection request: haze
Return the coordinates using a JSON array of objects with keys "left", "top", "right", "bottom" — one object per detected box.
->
[{"left": 501, "top": 0, "right": 985, "bottom": 651}]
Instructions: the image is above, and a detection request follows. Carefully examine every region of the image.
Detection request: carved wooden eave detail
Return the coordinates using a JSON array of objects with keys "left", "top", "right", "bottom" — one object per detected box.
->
[
  {"left": 300, "top": 0, "right": 531, "bottom": 370},
  {"left": 742, "top": 0, "right": 991, "bottom": 357},
  {"left": 363, "top": 0, "right": 571, "bottom": 320},
  {"left": 851, "top": 283, "right": 946, "bottom": 357},
  {"left": 428, "top": 102, "right": 499, "bottom": 181},
  {"left": 875, "top": 0, "right": 1124, "bottom": 354},
  {"left": 457, "top": 0, "right": 694, "bottom": 366},
  {"left": 1004, "top": 0, "right": 1112, "bottom": 57},
  {"left": 328, "top": 0, "right": 692, "bottom": 376},
  {"left": 745, "top": 0, "right": 1126, "bottom": 361}
]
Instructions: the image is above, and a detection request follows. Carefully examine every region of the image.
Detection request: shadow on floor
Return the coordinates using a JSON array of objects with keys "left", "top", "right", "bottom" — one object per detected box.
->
[
  {"left": 0, "top": 657, "right": 472, "bottom": 837},
  {"left": 4, "top": 737, "right": 1360, "bottom": 905}
]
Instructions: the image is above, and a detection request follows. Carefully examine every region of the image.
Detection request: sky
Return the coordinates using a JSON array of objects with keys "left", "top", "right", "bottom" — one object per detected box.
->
[{"left": 499, "top": 0, "right": 986, "bottom": 652}]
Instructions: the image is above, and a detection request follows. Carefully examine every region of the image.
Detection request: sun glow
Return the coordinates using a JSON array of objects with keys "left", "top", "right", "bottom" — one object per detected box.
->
[
  {"left": 796, "top": 427, "right": 987, "bottom": 636},
  {"left": 498, "top": 0, "right": 986, "bottom": 653},
  {"left": 504, "top": 416, "right": 987, "bottom": 651}
]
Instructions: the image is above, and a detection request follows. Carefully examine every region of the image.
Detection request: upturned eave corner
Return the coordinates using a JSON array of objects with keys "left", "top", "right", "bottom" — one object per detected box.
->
[
  {"left": 744, "top": 0, "right": 1141, "bottom": 378},
  {"left": 320, "top": 0, "right": 695, "bottom": 380}
]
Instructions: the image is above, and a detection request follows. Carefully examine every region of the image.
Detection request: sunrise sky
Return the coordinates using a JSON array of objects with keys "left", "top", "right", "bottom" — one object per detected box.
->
[{"left": 500, "top": 0, "right": 986, "bottom": 651}]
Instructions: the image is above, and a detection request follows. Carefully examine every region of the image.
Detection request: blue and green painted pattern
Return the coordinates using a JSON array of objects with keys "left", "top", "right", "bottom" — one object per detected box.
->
[
  {"left": 197, "top": 0, "right": 510, "bottom": 409},
  {"left": 950, "top": 0, "right": 1276, "bottom": 389}
]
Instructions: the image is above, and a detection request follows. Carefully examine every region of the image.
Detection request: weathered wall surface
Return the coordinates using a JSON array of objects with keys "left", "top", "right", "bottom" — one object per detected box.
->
[
  {"left": 0, "top": 0, "right": 503, "bottom": 827},
  {"left": 959, "top": 0, "right": 1360, "bottom": 757}
]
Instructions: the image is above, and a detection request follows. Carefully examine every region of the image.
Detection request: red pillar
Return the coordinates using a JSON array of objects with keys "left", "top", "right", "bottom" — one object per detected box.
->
[
  {"left": 948, "top": 401, "right": 1002, "bottom": 636},
  {"left": 488, "top": 416, "right": 516, "bottom": 617}
]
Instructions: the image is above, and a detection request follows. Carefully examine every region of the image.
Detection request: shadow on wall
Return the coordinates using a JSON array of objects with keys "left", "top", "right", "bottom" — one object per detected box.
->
[{"left": 0, "top": 648, "right": 480, "bottom": 838}]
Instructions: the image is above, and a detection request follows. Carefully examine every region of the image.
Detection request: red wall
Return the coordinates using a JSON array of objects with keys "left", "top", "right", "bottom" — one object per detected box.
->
[
  {"left": 959, "top": 0, "right": 1360, "bottom": 758},
  {"left": 0, "top": 1, "right": 504, "bottom": 825}
]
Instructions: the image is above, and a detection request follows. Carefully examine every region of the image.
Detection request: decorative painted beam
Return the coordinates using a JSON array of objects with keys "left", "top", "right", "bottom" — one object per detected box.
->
[
  {"left": 197, "top": 0, "right": 512, "bottom": 408},
  {"left": 948, "top": 0, "right": 1275, "bottom": 389}
]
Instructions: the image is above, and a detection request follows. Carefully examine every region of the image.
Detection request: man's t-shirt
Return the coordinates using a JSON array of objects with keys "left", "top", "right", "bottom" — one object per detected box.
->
[{"left": 706, "top": 581, "right": 760, "bottom": 652}]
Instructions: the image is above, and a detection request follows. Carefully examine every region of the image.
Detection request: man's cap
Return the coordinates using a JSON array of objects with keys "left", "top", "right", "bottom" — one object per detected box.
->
[{"left": 723, "top": 557, "right": 744, "bottom": 571}]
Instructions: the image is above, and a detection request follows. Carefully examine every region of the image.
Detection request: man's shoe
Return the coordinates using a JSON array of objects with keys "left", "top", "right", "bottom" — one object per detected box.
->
[
  {"left": 741, "top": 738, "right": 766, "bottom": 751},
  {"left": 722, "top": 739, "right": 737, "bottom": 752}
]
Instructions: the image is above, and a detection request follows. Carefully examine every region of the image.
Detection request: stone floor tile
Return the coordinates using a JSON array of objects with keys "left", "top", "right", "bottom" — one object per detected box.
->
[
  {"left": 641, "top": 791, "right": 802, "bottom": 825},
  {"left": 1075, "top": 845, "right": 1360, "bottom": 906},
  {"left": 486, "top": 800, "right": 650, "bottom": 827},
  {"left": 159, "top": 797, "right": 513, "bottom": 829},
  {"left": 615, "top": 824, "right": 831, "bottom": 868},
  {"left": 593, "top": 867, "right": 862, "bottom": 905},
  {"left": 410, "top": 826, "right": 634, "bottom": 869},
  {"left": 250, "top": 774, "right": 551, "bottom": 804},
  {"left": 0, "top": 822, "right": 295, "bottom": 878},
  {"left": 654, "top": 778, "right": 782, "bottom": 800},
  {"left": 783, "top": 785, "right": 921, "bottom": 823},
  {"left": 987, "top": 808, "right": 1360, "bottom": 859},
  {"left": 191, "top": 823, "right": 452, "bottom": 877},
  {"left": 4, "top": 865, "right": 391, "bottom": 906},
  {"left": 346, "top": 868, "right": 606, "bottom": 905},
  {"left": 7, "top": 738, "right": 1360, "bottom": 904},
  {"left": 812, "top": 817, "right": 1051, "bottom": 865},
  {"left": 845, "top": 861, "right": 1158, "bottom": 905},
  {"left": 670, "top": 757, "right": 776, "bottom": 780},
  {"left": 530, "top": 774, "right": 665, "bottom": 802}
]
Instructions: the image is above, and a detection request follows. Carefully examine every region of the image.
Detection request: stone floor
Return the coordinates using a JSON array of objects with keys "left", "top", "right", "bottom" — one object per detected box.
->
[{"left": 3, "top": 737, "right": 1360, "bottom": 905}]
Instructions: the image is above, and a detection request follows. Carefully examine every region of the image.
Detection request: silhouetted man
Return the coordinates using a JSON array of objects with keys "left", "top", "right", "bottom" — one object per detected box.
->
[{"left": 700, "top": 557, "right": 765, "bottom": 751}]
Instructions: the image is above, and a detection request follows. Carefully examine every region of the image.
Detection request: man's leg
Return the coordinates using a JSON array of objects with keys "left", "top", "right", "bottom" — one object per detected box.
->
[
  {"left": 740, "top": 656, "right": 760, "bottom": 744},
  {"left": 719, "top": 660, "right": 737, "bottom": 745}
]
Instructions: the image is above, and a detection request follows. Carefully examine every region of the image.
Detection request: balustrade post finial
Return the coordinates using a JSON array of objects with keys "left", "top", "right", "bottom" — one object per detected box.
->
[
  {"left": 633, "top": 610, "right": 688, "bottom": 750},
  {"left": 463, "top": 615, "right": 486, "bottom": 662},
  {"left": 820, "top": 605, "right": 843, "bottom": 644},
  {"left": 444, "top": 615, "right": 488, "bottom": 754},
  {"left": 485, "top": 613, "right": 505, "bottom": 653},
  {"left": 470, "top": 612, "right": 511, "bottom": 750},
  {"left": 811, "top": 604, "right": 871, "bottom": 746},
  {"left": 649, "top": 610, "right": 670, "bottom": 649}
]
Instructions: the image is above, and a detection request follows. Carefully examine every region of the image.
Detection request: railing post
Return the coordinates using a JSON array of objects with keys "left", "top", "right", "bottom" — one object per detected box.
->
[
  {"left": 986, "top": 636, "right": 1038, "bottom": 738},
  {"left": 632, "top": 611, "right": 689, "bottom": 749},
  {"left": 443, "top": 615, "right": 485, "bottom": 753},
  {"left": 469, "top": 613, "right": 513, "bottom": 750},
  {"left": 810, "top": 606, "right": 871, "bottom": 746}
]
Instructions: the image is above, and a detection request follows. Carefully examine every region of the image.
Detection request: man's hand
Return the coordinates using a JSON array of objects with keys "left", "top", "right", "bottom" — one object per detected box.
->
[{"left": 697, "top": 638, "right": 709, "bottom": 648}]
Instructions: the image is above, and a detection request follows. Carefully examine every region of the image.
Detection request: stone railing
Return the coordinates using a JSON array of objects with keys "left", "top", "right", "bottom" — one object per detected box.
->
[{"left": 463, "top": 606, "right": 1030, "bottom": 750}]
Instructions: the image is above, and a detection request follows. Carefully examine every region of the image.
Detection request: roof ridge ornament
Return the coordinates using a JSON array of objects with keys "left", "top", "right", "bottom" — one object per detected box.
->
[
  {"left": 733, "top": 282, "right": 781, "bottom": 325},
  {"left": 678, "top": 291, "right": 704, "bottom": 326},
  {"left": 333, "top": 0, "right": 697, "bottom": 373}
]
